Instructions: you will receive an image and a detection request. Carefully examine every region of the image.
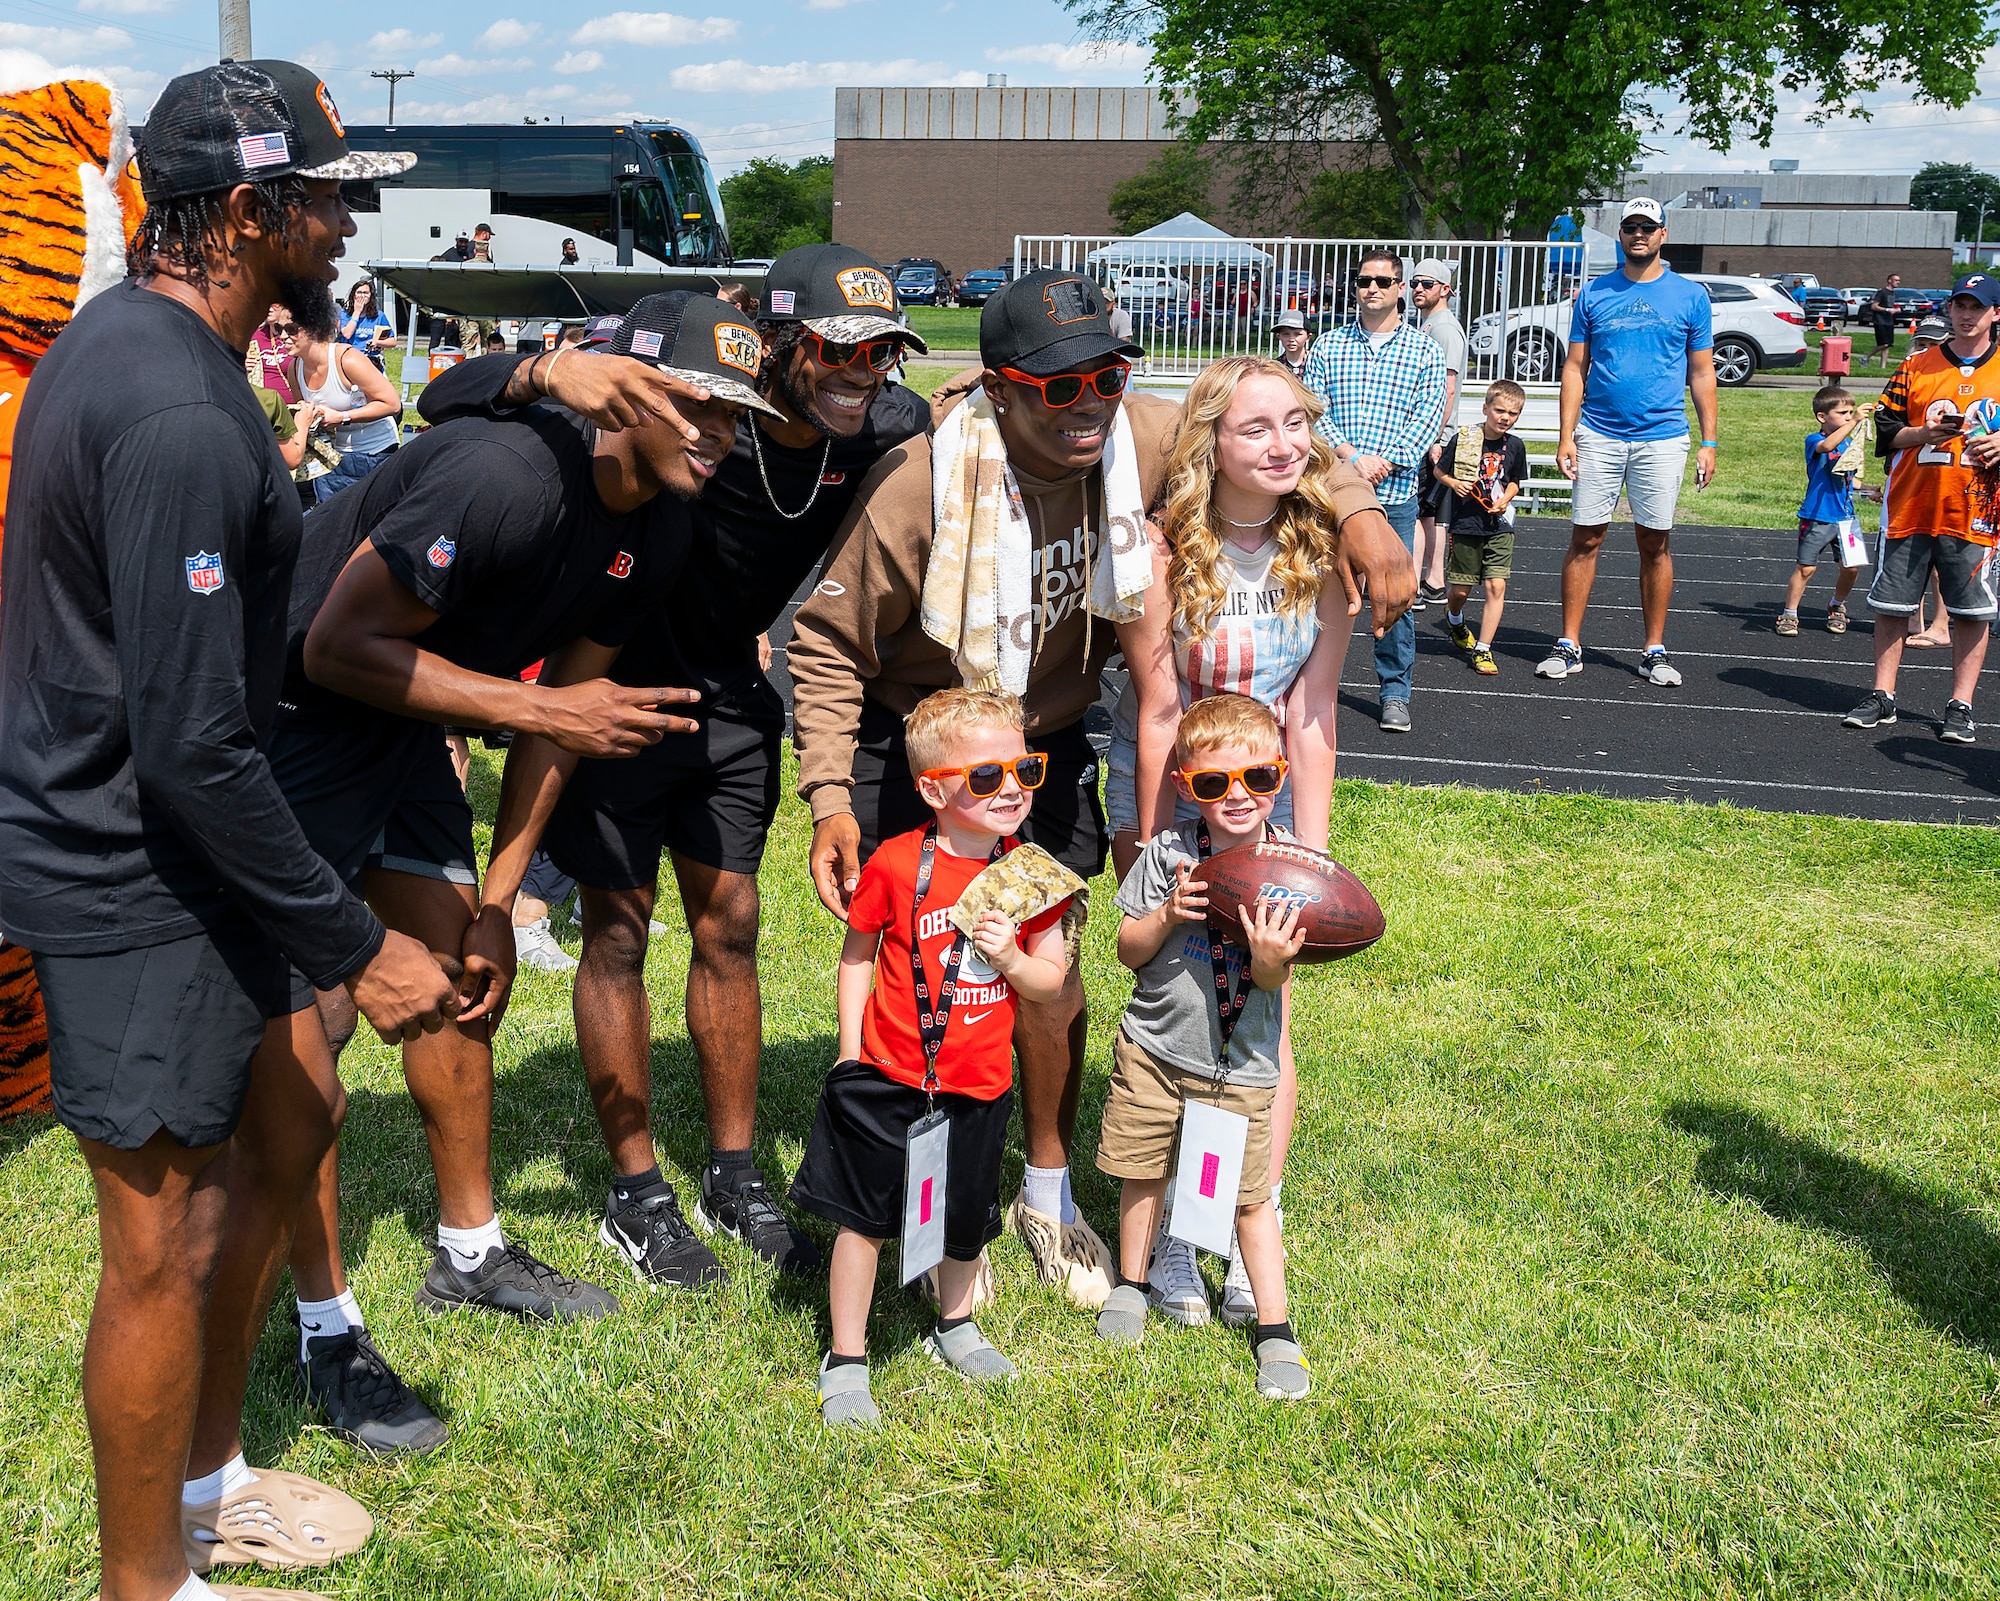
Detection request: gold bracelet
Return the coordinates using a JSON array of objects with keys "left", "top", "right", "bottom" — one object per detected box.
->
[{"left": 542, "top": 343, "right": 570, "bottom": 394}]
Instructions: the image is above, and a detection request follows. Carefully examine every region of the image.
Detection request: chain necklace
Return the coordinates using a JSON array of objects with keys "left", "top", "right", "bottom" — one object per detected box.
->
[
  {"left": 1219, "top": 512, "right": 1276, "bottom": 528},
  {"left": 750, "top": 416, "right": 832, "bottom": 521}
]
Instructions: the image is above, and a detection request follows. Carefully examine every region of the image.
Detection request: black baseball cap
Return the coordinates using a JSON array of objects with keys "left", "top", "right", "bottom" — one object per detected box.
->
[
  {"left": 759, "top": 244, "right": 927, "bottom": 351},
  {"left": 610, "top": 292, "right": 784, "bottom": 419},
  {"left": 578, "top": 313, "right": 625, "bottom": 349},
  {"left": 138, "top": 59, "right": 413, "bottom": 206},
  {"left": 981, "top": 269, "right": 1144, "bottom": 376}
]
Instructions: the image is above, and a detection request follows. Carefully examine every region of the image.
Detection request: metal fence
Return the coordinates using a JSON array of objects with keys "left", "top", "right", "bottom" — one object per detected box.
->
[{"left": 1011, "top": 233, "right": 1604, "bottom": 385}]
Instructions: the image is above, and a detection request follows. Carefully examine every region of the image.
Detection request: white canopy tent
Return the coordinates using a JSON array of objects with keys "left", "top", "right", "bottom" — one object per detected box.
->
[{"left": 1084, "top": 213, "right": 1276, "bottom": 270}]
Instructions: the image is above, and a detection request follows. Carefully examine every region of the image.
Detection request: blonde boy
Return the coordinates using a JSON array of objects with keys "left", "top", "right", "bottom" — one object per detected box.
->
[
  {"left": 1436, "top": 379, "right": 1528, "bottom": 674},
  {"left": 1096, "top": 695, "right": 1310, "bottom": 1399},
  {"left": 791, "top": 688, "right": 1072, "bottom": 1426}
]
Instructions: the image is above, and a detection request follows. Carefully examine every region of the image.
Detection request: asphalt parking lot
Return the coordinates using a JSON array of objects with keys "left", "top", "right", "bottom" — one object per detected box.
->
[{"left": 769, "top": 516, "right": 2000, "bottom": 828}]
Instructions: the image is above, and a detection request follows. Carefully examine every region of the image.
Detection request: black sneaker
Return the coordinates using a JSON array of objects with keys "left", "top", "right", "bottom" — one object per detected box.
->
[
  {"left": 599, "top": 1185, "right": 728, "bottom": 1290},
  {"left": 414, "top": 1240, "right": 619, "bottom": 1321},
  {"left": 298, "top": 1323, "right": 449, "bottom": 1457},
  {"left": 1843, "top": 689, "right": 1897, "bottom": 728},
  {"left": 1419, "top": 581, "right": 1449, "bottom": 606},
  {"left": 1941, "top": 699, "right": 1977, "bottom": 744},
  {"left": 695, "top": 1166, "right": 823, "bottom": 1275}
]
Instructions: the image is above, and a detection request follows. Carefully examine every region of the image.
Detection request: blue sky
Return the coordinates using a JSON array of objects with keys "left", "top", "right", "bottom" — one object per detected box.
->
[{"left": 1, "top": 0, "right": 1994, "bottom": 180}]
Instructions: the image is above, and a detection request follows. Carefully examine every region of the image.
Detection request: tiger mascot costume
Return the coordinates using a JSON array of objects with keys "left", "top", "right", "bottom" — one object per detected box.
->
[{"left": 0, "top": 50, "right": 143, "bottom": 1121}]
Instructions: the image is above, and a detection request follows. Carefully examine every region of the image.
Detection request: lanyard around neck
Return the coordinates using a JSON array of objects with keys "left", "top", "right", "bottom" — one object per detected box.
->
[
  {"left": 910, "top": 822, "right": 1005, "bottom": 1099},
  {"left": 1195, "top": 818, "right": 1254, "bottom": 1069}
]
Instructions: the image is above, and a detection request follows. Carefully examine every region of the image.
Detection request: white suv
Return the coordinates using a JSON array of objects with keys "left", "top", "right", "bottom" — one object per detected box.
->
[{"left": 1466, "top": 272, "right": 1810, "bottom": 387}]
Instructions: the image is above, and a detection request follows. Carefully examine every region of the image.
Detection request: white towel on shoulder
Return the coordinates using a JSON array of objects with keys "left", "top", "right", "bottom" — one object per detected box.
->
[{"left": 923, "top": 386, "right": 1150, "bottom": 693}]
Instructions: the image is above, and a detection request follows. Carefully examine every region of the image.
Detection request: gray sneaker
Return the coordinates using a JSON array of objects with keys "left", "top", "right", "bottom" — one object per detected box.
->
[
  {"left": 1253, "top": 1334, "right": 1312, "bottom": 1401},
  {"left": 1639, "top": 647, "right": 1682, "bottom": 687},
  {"left": 1941, "top": 699, "right": 1977, "bottom": 744},
  {"left": 513, "top": 918, "right": 577, "bottom": 973},
  {"left": 817, "top": 1354, "right": 879, "bottom": 1428},
  {"left": 922, "top": 1320, "right": 1017, "bottom": 1384},
  {"left": 1379, "top": 699, "right": 1412, "bottom": 733},
  {"left": 1096, "top": 1283, "right": 1148, "bottom": 1345},
  {"left": 1843, "top": 689, "right": 1897, "bottom": 728},
  {"left": 1536, "top": 640, "right": 1583, "bottom": 679}
]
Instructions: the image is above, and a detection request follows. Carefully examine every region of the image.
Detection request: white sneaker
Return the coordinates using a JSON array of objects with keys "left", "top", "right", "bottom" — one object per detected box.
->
[
  {"left": 514, "top": 918, "right": 578, "bottom": 973},
  {"left": 1219, "top": 1231, "right": 1256, "bottom": 1327},
  {"left": 1147, "top": 1221, "right": 1210, "bottom": 1326}
]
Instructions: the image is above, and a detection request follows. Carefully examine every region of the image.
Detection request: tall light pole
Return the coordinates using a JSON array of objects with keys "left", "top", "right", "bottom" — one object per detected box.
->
[
  {"left": 218, "top": 0, "right": 249, "bottom": 59},
  {"left": 371, "top": 68, "right": 414, "bottom": 128}
]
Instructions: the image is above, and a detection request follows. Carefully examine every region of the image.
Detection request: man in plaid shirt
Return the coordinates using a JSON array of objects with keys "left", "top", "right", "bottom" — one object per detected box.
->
[{"left": 1302, "top": 249, "right": 1446, "bottom": 733}]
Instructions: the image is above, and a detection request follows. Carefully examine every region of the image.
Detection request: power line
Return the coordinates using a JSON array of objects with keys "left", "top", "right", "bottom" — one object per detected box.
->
[{"left": 371, "top": 68, "right": 415, "bottom": 125}]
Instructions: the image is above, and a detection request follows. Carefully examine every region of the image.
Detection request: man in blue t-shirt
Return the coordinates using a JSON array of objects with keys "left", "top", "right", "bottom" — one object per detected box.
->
[{"left": 1539, "top": 197, "right": 1720, "bottom": 688}]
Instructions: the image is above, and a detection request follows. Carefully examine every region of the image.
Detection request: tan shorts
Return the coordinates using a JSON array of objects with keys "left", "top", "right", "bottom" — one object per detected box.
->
[{"left": 1095, "top": 1030, "right": 1274, "bottom": 1205}]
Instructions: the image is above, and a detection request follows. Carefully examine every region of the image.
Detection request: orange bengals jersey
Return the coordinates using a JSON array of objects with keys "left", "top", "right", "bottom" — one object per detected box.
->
[{"left": 1880, "top": 345, "right": 2000, "bottom": 547}]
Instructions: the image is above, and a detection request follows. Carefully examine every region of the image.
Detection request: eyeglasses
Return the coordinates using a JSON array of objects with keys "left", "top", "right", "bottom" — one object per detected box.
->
[
  {"left": 920, "top": 753, "right": 1048, "bottom": 797},
  {"left": 1354, "top": 275, "right": 1402, "bottom": 289},
  {"left": 1619, "top": 220, "right": 1662, "bottom": 234},
  {"left": 1178, "top": 760, "right": 1289, "bottom": 802},
  {"left": 805, "top": 331, "right": 903, "bottom": 374},
  {"left": 996, "top": 364, "right": 1132, "bottom": 408},
  {"left": 1410, "top": 278, "right": 1444, "bottom": 291}
]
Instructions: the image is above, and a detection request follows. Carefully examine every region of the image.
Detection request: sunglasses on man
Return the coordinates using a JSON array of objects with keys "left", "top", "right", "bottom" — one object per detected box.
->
[
  {"left": 1354, "top": 275, "right": 1403, "bottom": 289},
  {"left": 805, "top": 330, "right": 903, "bottom": 374},
  {"left": 1619, "top": 219, "right": 1662, "bottom": 235},
  {"left": 920, "top": 753, "right": 1048, "bottom": 796},
  {"left": 997, "top": 364, "right": 1132, "bottom": 408}
]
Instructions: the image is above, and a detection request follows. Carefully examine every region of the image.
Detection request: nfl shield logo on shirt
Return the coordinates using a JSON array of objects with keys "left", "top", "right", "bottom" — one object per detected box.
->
[
  {"left": 427, "top": 537, "right": 457, "bottom": 569},
  {"left": 185, "top": 552, "right": 224, "bottom": 595}
]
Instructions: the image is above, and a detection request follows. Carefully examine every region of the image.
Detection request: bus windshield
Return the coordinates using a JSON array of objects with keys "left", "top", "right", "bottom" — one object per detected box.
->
[{"left": 646, "top": 129, "right": 730, "bottom": 263}]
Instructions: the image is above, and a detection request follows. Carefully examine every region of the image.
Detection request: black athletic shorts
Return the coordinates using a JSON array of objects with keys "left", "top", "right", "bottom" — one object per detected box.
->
[
  {"left": 1866, "top": 531, "right": 1999, "bottom": 620},
  {"left": 849, "top": 698, "right": 1108, "bottom": 881},
  {"left": 790, "top": 1058, "right": 1012, "bottom": 1259},
  {"left": 33, "top": 917, "right": 292, "bottom": 1151},
  {"left": 543, "top": 710, "right": 780, "bottom": 887},
  {"left": 268, "top": 710, "right": 480, "bottom": 892}
]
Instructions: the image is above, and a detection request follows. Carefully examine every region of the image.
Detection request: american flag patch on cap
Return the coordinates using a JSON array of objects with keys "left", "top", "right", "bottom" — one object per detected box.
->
[
  {"left": 630, "top": 329, "right": 663, "bottom": 357},
  {"left": 767, "top": 290, "right": 796, "bottom": 315},
  {"left": 238, "top": 131, "right": 291, "bottom": 170}
]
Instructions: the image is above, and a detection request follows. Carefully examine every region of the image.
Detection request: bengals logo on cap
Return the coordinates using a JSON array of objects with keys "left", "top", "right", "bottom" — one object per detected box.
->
[
  {"left": 1042, "top": 277, "right": 1098, "bottom": 325},
  {"left": 715, "top": 322, "right": 761, "bottom": 375},
  {"left": 316, "top": 80, "right": 345, "bottom": 137},
  {"left": 835, "top": 266, "right": 894, "bottom": 312}
]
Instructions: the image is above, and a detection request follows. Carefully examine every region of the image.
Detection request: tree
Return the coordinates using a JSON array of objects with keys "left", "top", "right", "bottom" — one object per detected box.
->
[
  {"left": 1912, "top": 162, "right": 2000, "bottom": 238},
  {"left": 1107, "top": 144, "right": 1213, "bottom": 231},
  {"left": 1300, "top": 161, "right": 1411, "bottom": 239},
  {"left": 1066, "top": 0, "right": 1992, "bottom": 240},
  {"left": 718, "top": 155, "right": 833, "bottom": 260}
]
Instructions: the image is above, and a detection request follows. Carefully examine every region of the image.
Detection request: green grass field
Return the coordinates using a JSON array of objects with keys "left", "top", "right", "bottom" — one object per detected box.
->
[{"left": 5, "top": 746, "right": 2000, "bottom": 1598}]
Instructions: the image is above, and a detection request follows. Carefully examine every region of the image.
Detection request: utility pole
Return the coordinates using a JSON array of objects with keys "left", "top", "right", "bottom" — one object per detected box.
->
[
  {"left": 218, "top": 0, "right": 249, "bottom": 60},
  {"left": 371, "top": 68, "right": 414, "bottom": 128}
]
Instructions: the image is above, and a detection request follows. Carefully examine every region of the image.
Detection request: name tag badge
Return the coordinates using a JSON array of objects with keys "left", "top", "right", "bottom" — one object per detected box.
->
[
  {"left": 1169, "top": 1099, "right": 1250, "bottom": 1256},
  {"left": 900, "top": 1110, "right": 950, "bottom": 1284},
  {"left": 1835, "top": 517, "right": 1869, "bottom": 569}
]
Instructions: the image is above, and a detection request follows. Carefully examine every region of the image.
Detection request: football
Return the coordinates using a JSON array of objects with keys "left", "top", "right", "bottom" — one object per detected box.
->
[{"left": 1199, "top": 839, "right": 1385, "bottom": 963}]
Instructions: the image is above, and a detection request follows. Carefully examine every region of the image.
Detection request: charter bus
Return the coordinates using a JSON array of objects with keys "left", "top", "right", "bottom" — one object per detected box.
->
[{"left": 336, "top": 121, "right": 733, "bottom": 272}]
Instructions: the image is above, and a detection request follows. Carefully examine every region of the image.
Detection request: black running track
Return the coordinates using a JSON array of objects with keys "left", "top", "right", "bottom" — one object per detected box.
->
[{"left": 767, "top": 517, "right": 2000, "bottom": 828}]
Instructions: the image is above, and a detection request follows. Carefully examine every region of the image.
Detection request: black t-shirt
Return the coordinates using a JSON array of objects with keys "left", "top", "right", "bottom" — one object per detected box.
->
[
  {"left": 283, "top": 403, "right": 691, "bottom": 717},
  {"left": 0, "top": 281, "right": 383, "bottom": 987},
  {"left": 1437, "top": 431, "right": 1528, "bottom": 537},
  {"left": 417, "top": 355, "right": 929, "bottom": 724}
]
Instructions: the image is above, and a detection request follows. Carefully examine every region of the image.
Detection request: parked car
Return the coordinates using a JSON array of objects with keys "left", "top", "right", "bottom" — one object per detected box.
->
[
  {"left": 956, "top": 266, "right": 1010, "bottom": 306},
  {"left": 1797, "top": 286, "right": 1849, "bottom": 324},
  {"left": 1769, "top": 271, "right": 1821, "bottom": 298},
  {"left": 1465, "top": 273, "right": 1807, "bottom": 386},
  {"left": 1840, "top": 286, "right": 1874, "bottom": 319},
  {"left": 894, "top": 262, "right": 953, "bottom": 306},
  {"left": 1113, "top": 267, "right": 1192, "bottom": 309}
]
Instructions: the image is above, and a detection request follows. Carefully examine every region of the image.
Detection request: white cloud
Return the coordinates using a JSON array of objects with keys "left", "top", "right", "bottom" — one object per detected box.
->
[
  {"left": 985, "top": 42, "right": 1150, "bottom": 73},
  {"left": 804, "top": 0, "right": 866, "bottom": 9},
  {"left": 415, "top": 53, "right": 537, "bottom": 77},
  {"left": 77, "top": 0, "right": 177, "bottom": 16},
  {"left": 0, "top": 21, "right": 134, "bottom": 56},
  {"left": 669, "top": 57, "right": 984, "bottom": 93},
  {"left": 570, "top": 11, "right": 739, "bottom": 47},
  {"left": 367, "top": 28, "right": 443, "bottom": 55},
  {"left": 396, "top": 85, "right": 607, "bottom": 125},
  {"left": 553, "top": 51, "right": 605, "bottom": 74},
  {"left": 475, "top": 18, "right": 542, "bottom": 51}
]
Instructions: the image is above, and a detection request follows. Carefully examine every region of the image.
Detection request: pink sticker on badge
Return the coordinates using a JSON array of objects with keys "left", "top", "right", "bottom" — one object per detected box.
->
[
  {"left": 1199, "top": 1152, "right": 1220, "bottom": 1200},
  {"left": 919, "top": 1177, "right": 933, "bottom": 1225}
]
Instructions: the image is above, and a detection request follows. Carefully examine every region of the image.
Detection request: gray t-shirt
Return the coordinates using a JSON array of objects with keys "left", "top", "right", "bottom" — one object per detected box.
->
[
  {"left": 1423, "top": 305, "right": 1467, "bottom": 377},
  {"left": 1114, "top": 822, "right": 1285, "bottom": 1087}
]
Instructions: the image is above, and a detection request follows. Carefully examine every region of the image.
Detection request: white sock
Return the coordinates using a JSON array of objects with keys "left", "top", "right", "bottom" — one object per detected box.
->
[
  {"left": 1059, "top": 1165, "right": 1078, "bottom": 1227},
  {"left": 170, "top": 1574, "right": 220, "bottom": 1601},
  {"left": 1022, "top": 1163, "right": 1066, "bottom": 1221},
  {"left": 296, "top": 1289, "right": 364, "bottom": 1358},
  {"left": 1447, "top": 609, "right": 1465, "bottom": 626},
  {"left": 183, "top": 1451, "right": 256, "bottom": 1507},
  {"left": 437, "top": 1215, "right": 505, "bottom": 1272}
]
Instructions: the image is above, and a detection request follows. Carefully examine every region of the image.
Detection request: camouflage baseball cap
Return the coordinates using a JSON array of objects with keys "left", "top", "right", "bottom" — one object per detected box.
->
[{"left": 758, "top": 243, "right": 927, "bottom": 351}]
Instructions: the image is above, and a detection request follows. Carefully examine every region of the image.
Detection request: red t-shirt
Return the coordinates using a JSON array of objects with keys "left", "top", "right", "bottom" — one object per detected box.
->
[{"left": 848, "top": 827, "right": 1069, "bottom": 1102}]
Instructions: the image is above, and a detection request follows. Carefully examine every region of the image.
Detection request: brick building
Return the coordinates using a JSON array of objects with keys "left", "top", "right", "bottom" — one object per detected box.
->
[{"left": 831, "top": 84, "right": 1364, "bottom": 272}]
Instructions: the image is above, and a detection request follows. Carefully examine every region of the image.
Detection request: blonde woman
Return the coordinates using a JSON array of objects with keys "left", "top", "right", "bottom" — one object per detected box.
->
[{"left": 1107, "top": 353, "right": 1371, "bottom": 1326}]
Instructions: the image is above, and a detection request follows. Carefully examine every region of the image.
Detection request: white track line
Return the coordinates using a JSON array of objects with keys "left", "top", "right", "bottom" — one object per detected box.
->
[
  {"left": 1337, "top": 750, "right": 1987, "bottom": 804},
  {"left": 1338, "top": 681, "right": 1842, "bottom": 717}
]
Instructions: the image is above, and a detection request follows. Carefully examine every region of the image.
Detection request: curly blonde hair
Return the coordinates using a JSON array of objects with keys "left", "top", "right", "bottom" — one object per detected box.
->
[{"left": 1162, "top": 355, "right": 1345, "bottom": 643}]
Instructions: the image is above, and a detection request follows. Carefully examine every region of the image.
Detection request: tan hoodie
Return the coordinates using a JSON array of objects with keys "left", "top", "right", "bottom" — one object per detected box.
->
[{"left": 787, "top": 368, "right": 1379, "bottom": 821}]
